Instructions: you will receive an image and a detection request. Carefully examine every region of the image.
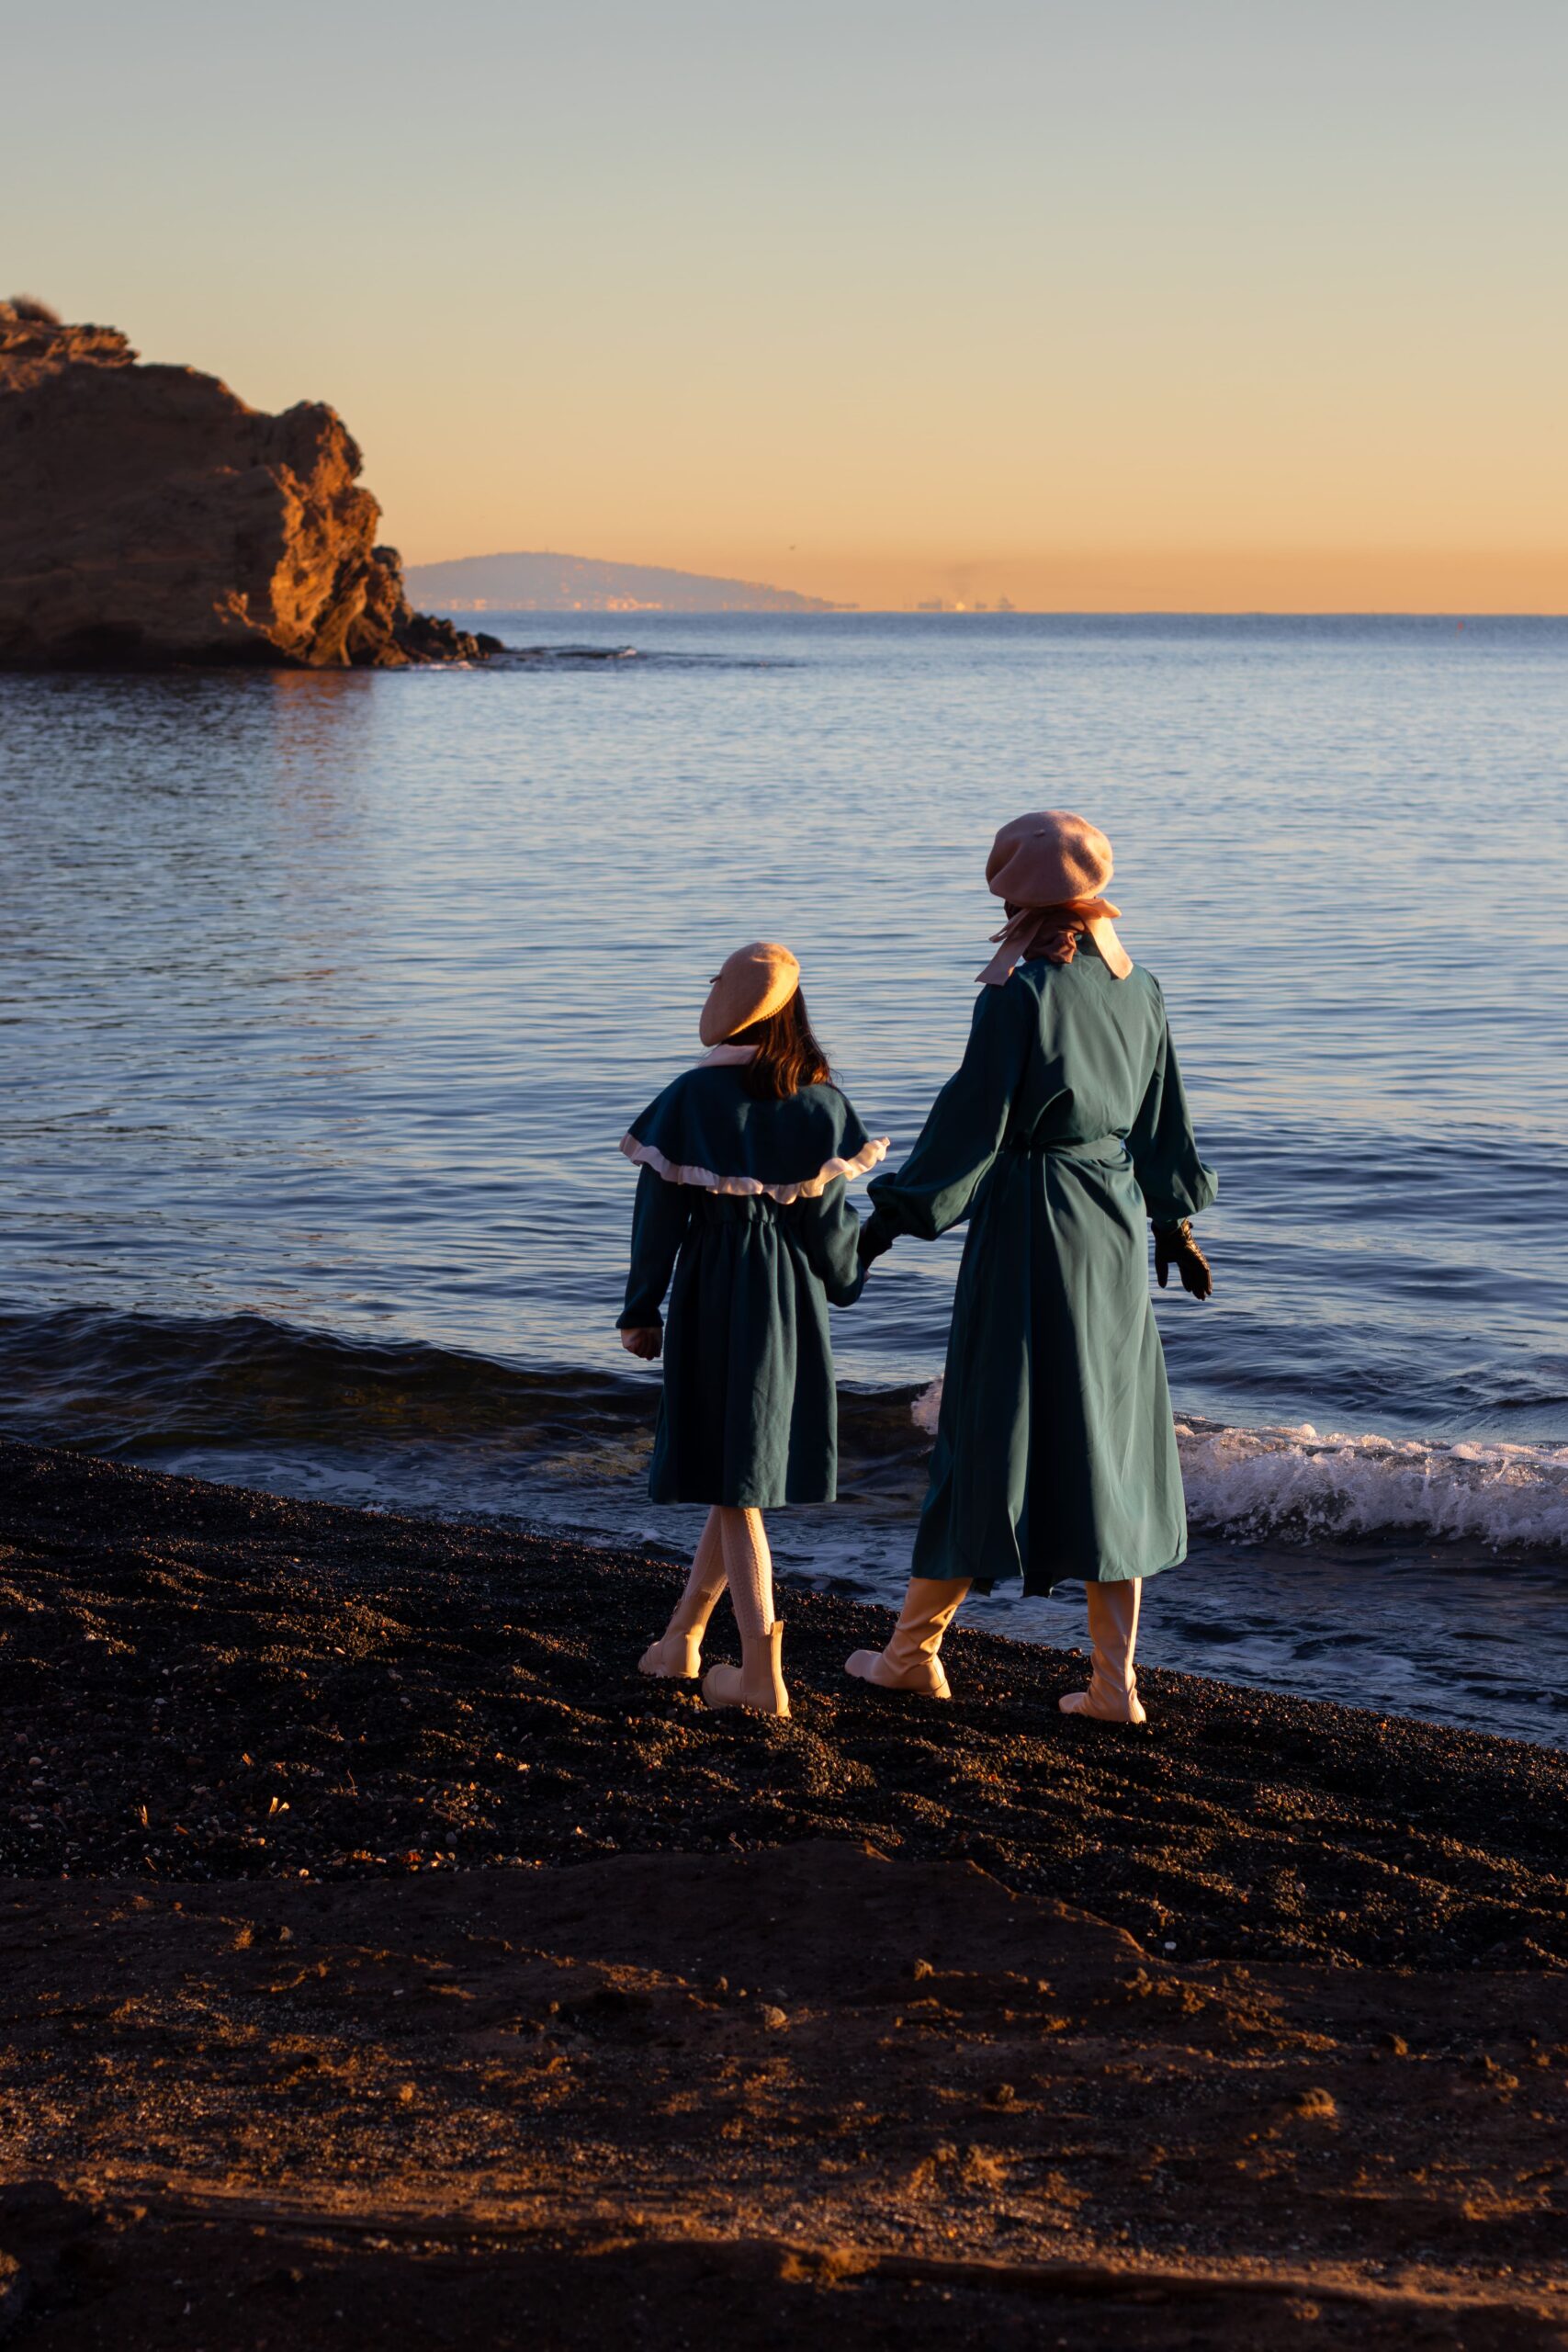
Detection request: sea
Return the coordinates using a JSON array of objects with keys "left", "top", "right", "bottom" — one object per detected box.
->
[{"left": 3, "top": 613, "right": 1565, "bottom": 1746}]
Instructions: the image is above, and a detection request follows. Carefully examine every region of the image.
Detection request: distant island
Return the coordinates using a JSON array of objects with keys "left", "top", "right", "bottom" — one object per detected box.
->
[{"left": 403, "top": 551, "right": 852, "bottom": 614}]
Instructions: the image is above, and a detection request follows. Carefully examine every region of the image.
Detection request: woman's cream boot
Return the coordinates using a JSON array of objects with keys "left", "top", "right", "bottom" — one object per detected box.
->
[
  {"left": 703, "top": 1621, "right": 791, "bottom": 1717},
  {"left": 1059, "top": 1579, "right": 1145, "bottom": 1724},
  {"left": 846, "top": 1577, "right": 969, "bottom": 1700}
]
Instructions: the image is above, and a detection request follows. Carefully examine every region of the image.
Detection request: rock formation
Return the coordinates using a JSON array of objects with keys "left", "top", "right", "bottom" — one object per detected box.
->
[{"left": 0, "top": 302, "right": 500, "bottom": 668}]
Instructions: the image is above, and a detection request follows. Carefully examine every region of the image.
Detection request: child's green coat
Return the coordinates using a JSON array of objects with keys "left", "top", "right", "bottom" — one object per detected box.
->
[
  {"left": 620, "top": 1062, "right": 885, "bottom": 1508},
  {"left": 865, "top": 946, "right": 1216, "bottom": 1591}
]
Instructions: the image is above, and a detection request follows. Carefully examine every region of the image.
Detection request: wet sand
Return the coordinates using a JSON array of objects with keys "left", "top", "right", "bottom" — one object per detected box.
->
[{"left": 1, "top": 1439, "right": 1564, "bottom": 2346}]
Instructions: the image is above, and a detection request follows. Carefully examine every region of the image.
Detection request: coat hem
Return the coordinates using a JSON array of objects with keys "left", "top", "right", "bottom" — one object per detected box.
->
[
  {"left": 649, "top": 1488, "right": 839, "bottom": 1510},
  {"left": 965, "top": 1551, "right": 1184, "bottom": 1597}
]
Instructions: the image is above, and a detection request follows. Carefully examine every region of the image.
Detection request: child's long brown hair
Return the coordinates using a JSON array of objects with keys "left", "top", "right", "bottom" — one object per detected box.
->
[{"left": 731, "top": 989, "right": 833, "bottom": 1100}]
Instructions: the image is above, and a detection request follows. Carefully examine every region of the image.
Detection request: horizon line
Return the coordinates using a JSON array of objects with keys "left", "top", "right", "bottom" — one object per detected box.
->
[{"left": 422, "top": 604, "right": 1568, "bottom": 620}]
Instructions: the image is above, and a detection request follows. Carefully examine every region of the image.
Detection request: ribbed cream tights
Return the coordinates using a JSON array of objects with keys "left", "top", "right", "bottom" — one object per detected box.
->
[{"left": 666, "top": 1504, "right": 775, "bottom": 1643}]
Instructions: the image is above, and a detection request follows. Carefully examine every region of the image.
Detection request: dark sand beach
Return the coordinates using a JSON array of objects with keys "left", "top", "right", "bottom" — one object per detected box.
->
[{"left": 1, "top": 1438, "right": 1565, "bottom": 2346}]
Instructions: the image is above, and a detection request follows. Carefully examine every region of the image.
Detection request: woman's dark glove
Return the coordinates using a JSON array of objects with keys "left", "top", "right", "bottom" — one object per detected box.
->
[
  {"left": 1153, "top": 1220, "right": 1213, "bottom": 1299},
  {"left": 857, "top": 1210, "right": 895, "bottom": 1268}
]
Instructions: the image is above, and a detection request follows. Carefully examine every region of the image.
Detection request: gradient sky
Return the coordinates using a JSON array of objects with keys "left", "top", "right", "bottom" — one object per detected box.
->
[{"left": 7, "top": 0, "right": 1566, "bottom": 607}]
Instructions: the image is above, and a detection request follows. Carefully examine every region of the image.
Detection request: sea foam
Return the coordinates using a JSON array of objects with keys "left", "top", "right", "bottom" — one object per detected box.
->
[{"left": 910, "top": 1380, "right": 1568, "bottom": 1553}]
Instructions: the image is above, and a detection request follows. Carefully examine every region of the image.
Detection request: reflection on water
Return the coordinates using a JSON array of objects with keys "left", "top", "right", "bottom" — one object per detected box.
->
[{"left": 5, "top": 616, "right": 1564, "bottom": 1434}]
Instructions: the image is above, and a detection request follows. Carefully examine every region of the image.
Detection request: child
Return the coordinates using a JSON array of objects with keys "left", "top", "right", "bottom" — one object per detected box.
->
[{"left": 618, "top": 942, "right": 887, "bottom": 1716}]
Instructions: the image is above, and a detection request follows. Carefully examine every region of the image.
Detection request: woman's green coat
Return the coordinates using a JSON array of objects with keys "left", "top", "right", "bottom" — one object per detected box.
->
[
  {"left": 864, "top": 944, "right": 1216, "bottom": 1591},
  {"left": 619, "top": 1060, "right": 886, "bottom": 1509}
]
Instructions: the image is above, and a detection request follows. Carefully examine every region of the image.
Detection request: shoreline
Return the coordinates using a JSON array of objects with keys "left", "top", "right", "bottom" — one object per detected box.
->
[
  {"left": 1, "top": 1439, "right": 1565, "bottom": 2344},
  {"left": 2, "top": 1440, "right": 1562, "bottom": 1960},
  {"left": 2, "top": 1300, "right": 1564, "bottom": 1758}
]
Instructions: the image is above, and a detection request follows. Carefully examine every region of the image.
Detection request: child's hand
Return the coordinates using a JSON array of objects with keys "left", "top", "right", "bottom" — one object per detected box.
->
[{"left": 620, "top": 1327, "right": 662, "bottom": 1360}]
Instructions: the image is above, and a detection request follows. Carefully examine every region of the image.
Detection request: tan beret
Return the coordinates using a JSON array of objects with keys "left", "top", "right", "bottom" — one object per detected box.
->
[
  {"left": 699, "top": 942, "right": 802, "bottom": 1047},
  {"left": 985, "top": 809, "right": 1114, "bottom": 909}
]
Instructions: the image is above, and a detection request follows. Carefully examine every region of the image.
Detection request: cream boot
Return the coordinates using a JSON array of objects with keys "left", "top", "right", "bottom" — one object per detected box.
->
[
  {"left": 702, "top": 1621, "right": 790, "bottom": 1717},
  {"left": 846, "top": 1577, "right": 970, "bottom": 1700},
  {"left": 639, "top": 1510, "right": 726, "bottom": 1680},
  {"left": 638, "top": 1626, "right": 705, "bottom": 1679},
  {"left": 1059, "top": 1579, "right": 1145, "bottom": 1724}
]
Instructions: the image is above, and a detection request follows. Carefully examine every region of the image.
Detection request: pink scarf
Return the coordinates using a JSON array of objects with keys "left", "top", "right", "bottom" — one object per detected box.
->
[{"left": 977, "top": 895, "right": 1132, "bottom": 987}]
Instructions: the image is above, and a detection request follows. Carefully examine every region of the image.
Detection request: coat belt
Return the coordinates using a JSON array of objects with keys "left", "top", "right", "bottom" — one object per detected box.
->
[{"left": 1004, "top": 1133, "right": 1128, "bottom": 1163}]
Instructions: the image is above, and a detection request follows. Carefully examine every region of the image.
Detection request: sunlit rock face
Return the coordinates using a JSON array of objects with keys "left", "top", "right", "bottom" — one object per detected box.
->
[{"left": 0, "top": 302, "right": 494, "bottom": 669}]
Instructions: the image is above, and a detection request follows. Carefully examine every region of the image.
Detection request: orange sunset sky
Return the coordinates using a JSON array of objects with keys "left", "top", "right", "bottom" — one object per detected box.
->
[{"left": 8, "top": 0, "right": 1566, "bottom": 609}]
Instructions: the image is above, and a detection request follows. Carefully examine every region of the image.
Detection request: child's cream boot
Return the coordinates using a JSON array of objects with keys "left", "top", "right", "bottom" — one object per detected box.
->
[
  {"left": 638, "top": 1626, "right": 705, "bottom": 1680},
  {"left": 639, "top": 1510, "right": 725, "bottom": 1680},
  {"left": 702, "top": 1621, "right": 791, "bottom": 1717}
]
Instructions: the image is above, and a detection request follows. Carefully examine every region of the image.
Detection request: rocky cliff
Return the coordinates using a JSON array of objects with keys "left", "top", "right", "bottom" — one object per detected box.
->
[{"left": 0, "top": 301, "right": 498, "bottom": 668}]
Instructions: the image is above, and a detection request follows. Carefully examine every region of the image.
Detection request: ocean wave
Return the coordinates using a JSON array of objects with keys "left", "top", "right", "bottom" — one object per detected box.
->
[
  {"left": 495, "top": 641, "right": 795, "bottom": 673},
  {"left": 505, "top": 643, "right": 641, "bottom": 662},
  {"left": 1174, "top": 1416, "right": 1568, "bottom": 1553},
  {"left": 912, "top": 1378, "right": 1568, "bottom": 1555},
  {"left": 0, "top": 1306, "right": 650, "bottom": 1454},
  {"left": 0, "top": 1307, "right": 933, "bottom": 1501},
  {"left": 2, "top": 1308, "right": 1564, "bottom": 1558}
]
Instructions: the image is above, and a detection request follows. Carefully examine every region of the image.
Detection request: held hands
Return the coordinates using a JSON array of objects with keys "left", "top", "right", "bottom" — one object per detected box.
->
[
  {"left": 856, "top": 1210, "right": 895, "bottom": 1268},
  {"left": 620, "top": 1327, "right": 662, "bottom": 1360},
  {"left": 1153, "top": 1220, "right": 1213, "bottom": 1300}
]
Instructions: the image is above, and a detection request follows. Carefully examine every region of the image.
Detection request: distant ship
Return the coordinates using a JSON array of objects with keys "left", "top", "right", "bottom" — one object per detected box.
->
[{"left": 915, "top": 595, "right": 1018, "bottom": 613}]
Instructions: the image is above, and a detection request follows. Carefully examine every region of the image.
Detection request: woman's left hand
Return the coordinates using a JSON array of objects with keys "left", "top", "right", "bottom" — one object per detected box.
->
[
  {"left": 620, "top": 1327, "right": 662, "bottom": 1360},
  {"left": 1153, "top": 1221, "right": 1213, "bottom": 1300}
]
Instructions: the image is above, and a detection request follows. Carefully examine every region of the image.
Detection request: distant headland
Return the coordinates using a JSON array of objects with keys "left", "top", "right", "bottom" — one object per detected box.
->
[
  {"left": 0, "top": 300, "right": 499, "bottom": 671},
  {"left": 404, "top": 550, "right": 852, "bottom": 614}
]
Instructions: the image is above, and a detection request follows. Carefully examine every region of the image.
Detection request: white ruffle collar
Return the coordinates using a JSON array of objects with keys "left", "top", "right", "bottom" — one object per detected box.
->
[
  {"left": 619, "top": 1128, "right": 890, "bottom": 1203},
  {"left": 621, "top": 1044, "right": 889, "bottom": 1200}
]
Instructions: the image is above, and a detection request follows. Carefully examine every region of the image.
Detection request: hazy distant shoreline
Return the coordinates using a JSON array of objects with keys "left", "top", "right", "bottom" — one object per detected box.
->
[
  {"left": 404, "top": 549, "right": 852, "bottom": 614},
  {"left": 406, "top": 568, "right": 1568, "bottom": 622}
]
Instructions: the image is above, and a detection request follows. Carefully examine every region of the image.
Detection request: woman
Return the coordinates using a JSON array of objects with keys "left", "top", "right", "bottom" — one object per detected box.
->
[
  {"left": 619, "top": 941, "right": 888, "bottom": 1717},
  {"left": 849, "top": 811, "right": 1215, "bottom": 1723}
]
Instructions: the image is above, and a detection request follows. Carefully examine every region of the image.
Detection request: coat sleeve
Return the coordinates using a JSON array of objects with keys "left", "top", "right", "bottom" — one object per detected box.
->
[
  {"left": 619, "top": 1166, "right": 693, "bottom": 1329},
  {"left": 787, "top": 1176, "right": 868, "bottom": 1306},
  {"left": 1126, "top": 992, "right": 1218, "bottom": 1224},
  {"left": 863, "top": 982, "right": 1034, "bottom": 1245}
]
